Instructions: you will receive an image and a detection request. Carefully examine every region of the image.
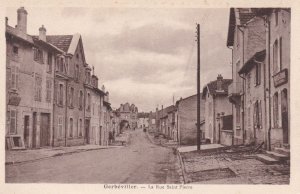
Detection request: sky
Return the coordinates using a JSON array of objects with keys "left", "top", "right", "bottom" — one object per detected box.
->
[{"left": 6, "top": 7, "right": 232, "bottom": 112}]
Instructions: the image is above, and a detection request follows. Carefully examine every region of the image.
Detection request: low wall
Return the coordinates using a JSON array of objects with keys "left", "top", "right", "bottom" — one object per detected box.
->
[{"left": 220, "top": 130, "right": 233, "bottom": 146}]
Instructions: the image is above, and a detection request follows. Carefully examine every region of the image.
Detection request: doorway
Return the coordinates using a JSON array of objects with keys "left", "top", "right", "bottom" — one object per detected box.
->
[
  {"left": 281, "top": 89, "right": 289, "bottom": 144},
  {"left": 24, "top": 115, "right": 30, "bottom": 148},
  {"left": 32, "top": 112, "right": 37, "bottom": 148},
  {"left": 85, "top": 119, "right": 90, "bottom": 144},
  {"left": 40, "top": 113, "right": 50, "bottom": 147}
]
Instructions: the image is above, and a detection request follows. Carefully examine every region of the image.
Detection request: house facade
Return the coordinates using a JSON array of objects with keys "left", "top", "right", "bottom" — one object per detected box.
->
[
  {"left": 117, "top": 103, "right": 138, "bottom": 129},
  {"left": 202, "top": 75, "right": 233, "bottom": 144},
  {"left": 6, "top": 7, "right": 112, "bottom": 149},
  {"left": 227, "top": 8, "right": 290, "bottom": 150},
  {"left": 6, "top": 7, "right": 63, "bottom": 149},
  {"left": 176, "top": 94, "right": 205, "bottom": 145}
]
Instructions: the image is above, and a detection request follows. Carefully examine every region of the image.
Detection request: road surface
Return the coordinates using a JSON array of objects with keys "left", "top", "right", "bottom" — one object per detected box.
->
[{"left": 6, "top": 129, "right": 180, "bottom": 183}]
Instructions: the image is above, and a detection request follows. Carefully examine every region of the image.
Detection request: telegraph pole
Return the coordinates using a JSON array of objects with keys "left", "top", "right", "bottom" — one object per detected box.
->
[{"left": 196, "top": 23, "right": 201, "bottom": 151}]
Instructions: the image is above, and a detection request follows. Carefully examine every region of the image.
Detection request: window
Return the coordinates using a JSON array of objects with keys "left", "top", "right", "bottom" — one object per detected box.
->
[
  {"left": 58, "top": 84, "right": 64, "bottom": 106},
  {"left": 273, "top": 40, "right": 278, "bottom": 74},
  {"left": 11, "top": 66, "right": 19, "bottom": 89},
  {"left": 273, "top": 93, "right": 279, "bottom": 128},
  {"left": 255, "top": 63, "right": 261, "bottom": 86},
  {"left": 79, "top": 119, "right": 83, "bottom": 137},
  {"left": 275, "top": 11, "right": 278, "bottom": 26},
  {"left": 9, "top": 109, "right": 17, "bottom": 134},
  {"left": 236, "top": 105, "right": 240, "bottom": 125},
  {"left": 34, "top": 75, "right": 42, "bottom": 102},
  {"left": 33, "top": 48, "right": 43, "bottom": 63},
  {"left": 247, "top": 107, "right": 251, "bottom": 128},
  {"left": 69, "top": 87, "right": 74, "bottom": 107},
  {"left": 13, "top": 46, "right": 18, "bottom": 55},
  {"left": 47, "top": 53, "right": 52, "bottom": 72},
  {"left": 247, "top": 73, "right": 251, "bottom": 93},
  {"left": 75, "top": 64, "right": 79, "bottom": 81},
  {"left": 279, "top": 37, "right": 283, "bottom": 70},
  {"left": 79, "top": 90, "right": 83, "bottom": 110},
  {"left": 46, "top": 79, "right": 52, "bottom": 102},
  {"left": 69, "top": 118, "right": 73, "bottom": 137},
  {"left": 58, "top": 116, "right": 63, "bottom": 138},
  {"left": 254, "top": 100, "right": 262, "bottom": 129},
  {"left": 87, "top": 93, "right": 91, "bottom": 111}
]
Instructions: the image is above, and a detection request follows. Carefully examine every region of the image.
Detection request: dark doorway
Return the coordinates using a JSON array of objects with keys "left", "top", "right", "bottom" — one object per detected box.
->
[
  {"left": 32, "top": 112, "right": 37, "bottom": 148},
  {"left": 99, "top": 126, "right": 102, "bottom": 145},
  {"left": 24, "top": 115, "right": 30, "bottom": 148},
  {"left": 40, "top": 113, "right": 50, "bottom": 147},
  {"left": 281, "top": 89, "right": 289, "bottom": 144},
  {"left": 85, "top": 119, "right": 90, "bottom": 144}
]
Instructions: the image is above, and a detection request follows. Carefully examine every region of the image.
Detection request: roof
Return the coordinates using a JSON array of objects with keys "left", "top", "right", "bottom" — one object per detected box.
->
[
  {"left": 227, "top": 8, "right": 255, "bottom": 47},
  {"left": 138, "top": 112, "right": 150, "bottom": 118},
  {"left": 239, "top": 50, "right": 266, "bottom": 74},
  {"left": 44, "top": 35, "right": 73, "bottom": 52},
  {"left": 202, "top": 79, "right": 232, "bottom": 98},
  {"left": 159, "top": 105, "right": 175, "bottom": 119},
  {"left": 6, "top": 25, "right": 34, "bottom": 45}
]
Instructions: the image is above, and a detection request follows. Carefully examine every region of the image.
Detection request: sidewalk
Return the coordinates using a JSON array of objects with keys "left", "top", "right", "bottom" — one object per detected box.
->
[
  {"left": 6, "top": 144, "right": 121, "bottom": 165},
  {"left": 177, "top": 145, "right": 290, "bottom": 184}
]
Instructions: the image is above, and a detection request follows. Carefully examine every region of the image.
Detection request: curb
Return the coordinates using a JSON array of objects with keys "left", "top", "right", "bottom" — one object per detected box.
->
[
  {"left": 5, "top": 146, "right": 120, "bottom": 166},
  {"left": 177, "top": 149, "right": 188, "bottom": 184}
]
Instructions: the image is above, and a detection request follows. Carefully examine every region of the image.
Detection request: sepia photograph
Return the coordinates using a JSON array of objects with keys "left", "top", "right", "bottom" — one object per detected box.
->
[{"left": 4, "top": 5, "right": 291, "bottom": 186}]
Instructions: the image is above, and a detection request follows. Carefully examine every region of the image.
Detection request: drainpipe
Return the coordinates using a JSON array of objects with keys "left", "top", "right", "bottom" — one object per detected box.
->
[
  {"left": 227, "top": 45, "right": 234, "bottom": 146},
  {"left": 65, "top": 78, "right": 68, "bottom": 147},
  {"left": 238, "top": 25, "right": 246, "bottom": 144},
  {"left": 267, "top": 19, "right": 272, "bottom": 151}
]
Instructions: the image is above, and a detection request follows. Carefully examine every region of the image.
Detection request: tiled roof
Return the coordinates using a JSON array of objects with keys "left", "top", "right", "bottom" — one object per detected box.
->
[
  {"left": 227, "top": 8, "right": 255, "bottom": 47},
  {"left": 45, "top": 35, "right": 73, "bottom": 52},
  {"left": 239, "top": 50, "right": 266, "bottom": 74},
  {"left": 202, "top": 79, "right": 233, "bottom": 98}
]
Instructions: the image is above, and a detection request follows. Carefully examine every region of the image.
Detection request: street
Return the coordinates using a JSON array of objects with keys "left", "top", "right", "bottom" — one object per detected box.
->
[{"left": 5, "top": 129, "right": 181, "bottom": 183}]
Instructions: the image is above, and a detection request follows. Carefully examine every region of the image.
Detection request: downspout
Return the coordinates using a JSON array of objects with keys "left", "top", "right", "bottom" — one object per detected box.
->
[
  {"left": 227, "top": 45, "right": 234, "bottom": 146},
  {"left": 267, "top": 19, "right": 272, "bottom": 151},
  {"left": 238, "top": 25, "right": 246, "bottom": 145},
  {"left": 65, "top": 78, "right": 68, "bottom": 147}
]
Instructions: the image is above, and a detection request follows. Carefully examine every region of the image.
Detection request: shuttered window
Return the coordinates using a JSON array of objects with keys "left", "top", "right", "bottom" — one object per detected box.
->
[
  {"left": 46, "top": 79, "right": 52, "bottom": 102},
  {"left": 11, "top": 66, "right": 19, "bottom": 89},
  {"left": 9, "top": 109, "right": 17, "bottom": 134},
  {"left": 273, "top": 93, "right": 279, "bottom": 128},
  {"left": 58, "top": 116, "right": 63, "bottom": 138},
  {"left": 35, "top": 75, "right": 42, "bottom": 101}
]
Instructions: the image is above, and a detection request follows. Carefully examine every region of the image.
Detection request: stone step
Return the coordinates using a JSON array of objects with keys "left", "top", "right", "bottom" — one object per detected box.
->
[
  {"left": 256, "top": 154, "right": 279, "bottom": 165},
  {"left": 266, "top": 151, "right": 289, "bottom": 161},
  {"left": 274, "top": 147, "right": 290, "bottom": 157}
]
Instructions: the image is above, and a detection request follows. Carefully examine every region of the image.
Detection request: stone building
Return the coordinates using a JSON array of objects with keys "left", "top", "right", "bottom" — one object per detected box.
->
[
  {"left": 5, "top": 7, "right": 111, "bottom": 149},
  {"left": 202, "top": 75, "right": 233, "bottom": 144},
  {"left": 117, "top": 103, "right": 138, "bottom": 129},
  {"left": 227, "top": 8, "right": 290, "bottom": 150},
  {"left": 137, "top": 112, "right": 149, "bottom": 129},
  {"left": 176, "top": 94, "right": 205, "bottom": 145},
  {"left": 6, "top": 7, "right": 63, "bottom": 149}
]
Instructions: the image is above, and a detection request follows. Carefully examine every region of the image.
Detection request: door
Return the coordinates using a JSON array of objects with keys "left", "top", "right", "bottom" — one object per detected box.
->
[
  {"left": 85, "top": 119, "right": 90, "bottom": 144},
  {"left": 24, "top": 115, "right": 30, "bottom": 148},
  {"left": 40, "top": 113, "right": 50, "bottom": 147},
  {"left": 32, "top": 112, "right": 37, "bottom": 148},
  {"left": 99, "top": 126, "right": 102, "bottom": 145},
  {"left": 281, "top": 89, "right": 289, "bottom": 144}
]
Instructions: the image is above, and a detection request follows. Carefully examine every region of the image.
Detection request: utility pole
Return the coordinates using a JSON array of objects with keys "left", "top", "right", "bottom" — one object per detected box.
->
[{"left": 196, "top": 23, "right": 201, "bottom": 151}]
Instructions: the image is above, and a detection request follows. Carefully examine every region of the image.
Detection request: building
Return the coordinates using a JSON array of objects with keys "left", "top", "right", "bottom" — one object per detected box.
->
[
  {"left": 227, "top": 8, "right": 290, "bottom": 150},
  {"left": 5, "top": 7, "right": 112, "bottom": 149},
  {"left": 148, "top": 111, "right": 156, "bottom": 132},
  {"left": 117, "top": 103, "right": 138, "bottom": 129},
  {"left": 137, "top": 112, "right": 149, "bottom": 129},
  {"left": 6, "top": 7, "right": 63, "bottom": 149},
  {"left": 176, "top": 94, "right": 205, "bottom": 145},
  {"left": 202, "top": 75, "right": 233, "bottom": 145}
]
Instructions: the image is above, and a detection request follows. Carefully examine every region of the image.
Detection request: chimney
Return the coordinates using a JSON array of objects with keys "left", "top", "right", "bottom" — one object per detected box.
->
[
  {"left": 17, "top": 7, "right": 28, "bottom": 33},
  {"left": 39, "top": 25, "right": 46, "bottom": 41},
  {"left": 217, "top": 74, "right": 223, "bottom": 91}
]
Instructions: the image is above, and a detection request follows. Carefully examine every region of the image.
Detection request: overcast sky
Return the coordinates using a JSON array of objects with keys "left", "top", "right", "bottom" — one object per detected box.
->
[{"left": 6, "top": 7, "right": 232, "bottom": 112}]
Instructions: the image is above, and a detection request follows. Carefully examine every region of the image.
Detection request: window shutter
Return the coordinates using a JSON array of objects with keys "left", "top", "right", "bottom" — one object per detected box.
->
[
  {"left": 7, "top": 68, "right": 11, "bottom": 89},
  {"left": 253, "top": 102, "right": 257, "bottom": 129},
  {"left": 54, "top": 82, "right": 58, "bottom": 105},
  {"left": 259, "top": 100, "right": 262, "bottom": 129},
  {"left": 7, "top": 109, "right": 10, "bottom": 135},
  {"left": 16, "top": 67, "right": 19, "bottom": 89},
  {"left": 16, "top": 109, "right": 18, "bottom": 134}
]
